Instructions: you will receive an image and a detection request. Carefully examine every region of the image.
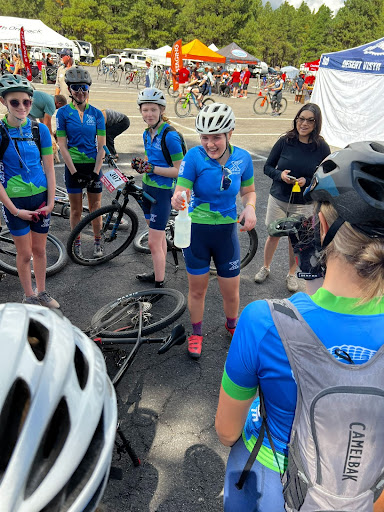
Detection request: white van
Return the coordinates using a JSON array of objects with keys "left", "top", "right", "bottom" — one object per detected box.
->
[{"left": 72, "top": 40, "right": 94, "bottom": 63}]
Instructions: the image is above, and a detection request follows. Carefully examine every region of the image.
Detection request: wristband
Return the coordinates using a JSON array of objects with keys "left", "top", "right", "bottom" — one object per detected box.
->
[
  {"left": 246, "top": 203, "right": 256, "bottom": 210},
  {"left": 14, "top": 209, "right": 20, "bottom": 217}
]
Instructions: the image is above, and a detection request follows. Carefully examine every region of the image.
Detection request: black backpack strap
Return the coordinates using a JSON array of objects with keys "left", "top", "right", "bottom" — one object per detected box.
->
[
  {"left": 0, "top": 121, "right": 9, "bottom": 162},
  {"left": 235, "top": 389, "right": 283, "bottom": 490},
  {"left": 160, "top": 125, "right": 174, "bottom": 167},
  {"left": 31, "top": 120, "right": 42, "bottom": 159}
]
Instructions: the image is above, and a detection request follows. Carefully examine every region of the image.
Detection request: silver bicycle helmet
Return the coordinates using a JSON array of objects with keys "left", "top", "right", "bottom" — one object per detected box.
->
[
  {"left": 0, "top": 303, "right": 117, "bottom": 512},
  {"left": 65, "top": 65, "right": 92, "bottom": 86},
  {"left": 195, "top": 103, "right": 235, "bottom": 134},
  {"left": 0, "top": 73, "right": 34, "bottom": 97},
  {"left": 137, "top": 88, "right": 166, "bottom": 107},
  {"left": 304, "top": 141, "right": 384, "bottom": 237}
]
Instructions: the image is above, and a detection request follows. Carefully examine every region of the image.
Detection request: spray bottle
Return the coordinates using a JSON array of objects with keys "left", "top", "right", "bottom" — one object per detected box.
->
[{"left": 174, "top": 190, "right": 191, "bottom": 248}]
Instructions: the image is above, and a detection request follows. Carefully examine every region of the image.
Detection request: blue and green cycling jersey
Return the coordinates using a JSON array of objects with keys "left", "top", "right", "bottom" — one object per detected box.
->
[
  {"left": 56, "top": 103, "right": 105, "bottom": 164},
  {"left": 176, "top": 145, "right": 254, "bottom": 225},
  {"left": 0, "top": 117, "right": 52, "bottom": 198},
  {"left": 142, "top": 122, "right": 183, "bottom": 190},
  {"left": 222, "top": 289, "right": 384, "bottom": 472}
]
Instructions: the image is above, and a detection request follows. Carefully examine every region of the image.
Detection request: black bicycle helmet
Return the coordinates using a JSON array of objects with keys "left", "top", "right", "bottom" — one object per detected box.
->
[
  {"left": 0, "top": 73, "right": 34, "bottom": 97},
  {"left": 60, "top": 48, "right": 73, "bottom": 57},
  {"left": 65, "top": 65, "right": 92, "bottom": 86},
  {"left": 304, "top": 141, "right": 384, "bottom": 237}
]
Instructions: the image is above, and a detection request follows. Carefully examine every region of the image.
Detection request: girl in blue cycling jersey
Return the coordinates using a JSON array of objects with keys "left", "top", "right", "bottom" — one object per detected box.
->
[
  {"left": 132, "top": 88, "right": 183, "bottom": 288},
  {"left": 215, "top": 142, "right": 384, "bottom": 511},
  {"left": 172, "top": 103, "right": 256, "bottom": 359},
  {"left": 57, "top": 66, "right": 106, "bottom": 259},
  {"left": 0, "top": 74, "right": 58, "bottom": 308}
]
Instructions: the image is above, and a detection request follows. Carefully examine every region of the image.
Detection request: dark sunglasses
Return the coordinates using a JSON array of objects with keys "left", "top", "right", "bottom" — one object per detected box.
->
[
  {"left": 9, "top": 99, "right": 32, "bottom": 108},
  {"left": 297, "top": 116, "right": 315, "bottom": 124},
  {"left": 220, "top": 166, "right": 232, "bottom": 191},
  {"left": 70, "top": 84, "right": 90, "bottom": 92}
]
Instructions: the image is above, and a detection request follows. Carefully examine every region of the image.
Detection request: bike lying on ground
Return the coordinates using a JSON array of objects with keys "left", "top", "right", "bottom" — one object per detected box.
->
[
  {"left": 88, "top": 287, "right": 187, "bottom": 467},
  {"left": 174, "top": 91, "right": 215, "bottom": 118},
  {"left": 67, "top": 147, "right": 156, "bottom": 265},
  {"left": 253, "top": 89, "right": 287, "bottom": 115},
  {"left": 133, "top": 213, "right": 258, "bottom": 275}
]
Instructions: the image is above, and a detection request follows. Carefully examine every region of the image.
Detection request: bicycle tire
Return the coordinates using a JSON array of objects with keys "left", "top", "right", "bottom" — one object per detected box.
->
[
  {"left": 175, "top": 97, "right": 191, "bottom": 118},
  {"left": 89, "top": 288, "right": 186, "bottom": 338},
  {"left": 209, "top": 227, "right": 258, "bottom": 275},
  {"left": 0, "top": 230, "right": 67, "bottom": 277},
  {"left": 67, "top": 204, "right": 139, "bottom": 266},
  {"left": 133, "top": 220, "right": 175, "bottom": 255},
  {"left": 278, "top": 97, "right": 288, "bottom": 114},
  {"left": 97, "top": 64, "right": 103, "bottom": 76},
  {"left": 253, "top": 97, "right": 269, "bottom": 114},
  {"left": 167, "top": 84, "right": 179, "bottom": 98},
  {"left": 112, "top": 71, "right": 118, "bottom": 82},
  {"left": 202, "top": 97, "right": 215, "bottom": 106}
]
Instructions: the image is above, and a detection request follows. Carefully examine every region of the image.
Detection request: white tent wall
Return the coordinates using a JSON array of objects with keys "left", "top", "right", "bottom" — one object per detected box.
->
[
  {"left": 312, "top": 68, "right": 384, "bottom": 148},
  {"left": 0, "top": 16, "right": 74, "bottom": 49}
]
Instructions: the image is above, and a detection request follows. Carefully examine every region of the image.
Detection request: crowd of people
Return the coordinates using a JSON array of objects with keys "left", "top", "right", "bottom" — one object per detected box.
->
[{"left": 0, "top": 47, "right": 383, "bottom": 512}]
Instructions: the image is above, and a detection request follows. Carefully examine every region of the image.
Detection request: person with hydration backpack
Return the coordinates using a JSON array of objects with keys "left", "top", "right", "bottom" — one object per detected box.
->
[
  {"left": 132, "top": 88, "right": 184, "bottom": 288},
  {"left": 215, "top": 141, "right": 384, "bottom": 512},
  {"left": 0, "top": 74, "right": 59, "bottom": 308}
]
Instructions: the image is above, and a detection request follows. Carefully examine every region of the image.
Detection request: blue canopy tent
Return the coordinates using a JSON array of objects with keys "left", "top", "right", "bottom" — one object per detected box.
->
[
  {"left": 281, "top": 65, "right": 299, "bottom": 79},
  {"left": 311, "top": 38, "right": 384, "bottom": 147}
]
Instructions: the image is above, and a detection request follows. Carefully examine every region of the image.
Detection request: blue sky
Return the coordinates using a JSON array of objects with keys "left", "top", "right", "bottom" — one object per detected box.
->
[{"left": 266, "top": 0, "right": 345, "bottom": 12}]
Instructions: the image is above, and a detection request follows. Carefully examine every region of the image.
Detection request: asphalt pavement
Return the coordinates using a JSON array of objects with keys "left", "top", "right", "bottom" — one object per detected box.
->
[{"left": 0, "top": 70, "right": 309, "bottom": 512}]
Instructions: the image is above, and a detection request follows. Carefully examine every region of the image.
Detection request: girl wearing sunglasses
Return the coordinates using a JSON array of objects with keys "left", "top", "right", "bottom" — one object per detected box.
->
[
  {"left": 171, "top": 103, "right": 256, "bottom": 359},
  {"left": 56, "top": 66, "right": 106, "bottom": 258},
  {"left": 0, "top": 74, "right": 59, "bottom": 308}
]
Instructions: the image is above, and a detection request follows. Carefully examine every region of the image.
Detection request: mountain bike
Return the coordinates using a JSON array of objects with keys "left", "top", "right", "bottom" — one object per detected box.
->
[
  {"left": 67, "top": 147, "right": 156, "bottom": 266},
  {"left": 53, "top": 185, "right": 89, "bottom": 219},
  {"left": 88, "top": 287, "right": 187, "bottom": 468},
  {"left": 253, "top": 89, "right": 287, "bottom": 115},
  {"left": 0, "top": 225, "right": 67, "bottom": 277},
  {"left": 174, "top": 91, "right": 215, "bottom": 118},
  {"left": 133, "top": 213, "right": 258, "bottom": 275},
  {"left": 97, "top": 63, "right": 119, "bottom": 82}
]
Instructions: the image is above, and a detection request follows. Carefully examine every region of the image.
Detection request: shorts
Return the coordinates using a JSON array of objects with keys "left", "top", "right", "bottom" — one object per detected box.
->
[
  {"left": 141, "top": 183, "right": 173, "bottom": 231},
  {"left": 224, "top": 437, "right": 285, "bottom": 512},
  {"left": 65, "top": 163, "right": 103, "bottom": 194},
  {"left": 232, "top": 82, "right": 240, "bottom": 88},
  {"left": 272, "top": 91, "right": 282, "bottom": 103},
  {"left": 2, "top": 191, "right": 50, "bottom": 236},
  {"left": 199, "top": 85, "right": 209, "bottom": 96},
  {"left": 265, "top": 195, "right": 314, "bottom": 229},
  {"left": 242, "top": 83, "right": 249, "bottom": 90},
  {"left": 182, "top": 223, "right": 240, "bottom": 278}
]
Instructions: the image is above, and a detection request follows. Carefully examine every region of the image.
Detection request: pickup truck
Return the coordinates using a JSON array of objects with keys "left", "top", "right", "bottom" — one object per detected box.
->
[
  {"left": 118, "top": 52, "right": 147, "bottom": 71},
  {"left": 29, "top": 47, "right": 59, "bottom": 63}
]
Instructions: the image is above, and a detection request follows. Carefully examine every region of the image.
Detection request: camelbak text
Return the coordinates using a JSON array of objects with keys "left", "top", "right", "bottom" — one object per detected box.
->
[{"left": 342, "top": 423, "right": 366, "bottom": 482}]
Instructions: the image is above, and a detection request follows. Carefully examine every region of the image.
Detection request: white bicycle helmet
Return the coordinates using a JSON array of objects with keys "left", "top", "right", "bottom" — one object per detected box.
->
[
  {"left": 137, "top": 87, "right": 166, "bottom": 107},
  {"left": 195, "top": 103, "right": 235, "bottom": 134},
  {"left": 0, "top": 303, "right": 117, "bottom": 512}
]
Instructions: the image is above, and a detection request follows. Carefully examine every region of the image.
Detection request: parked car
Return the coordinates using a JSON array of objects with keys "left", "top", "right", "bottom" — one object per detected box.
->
[
  {"left": 100, "top": 54, "right": 120, "bottom": 67},
  {"left": 29, "top": 47, "right": 59, "bottom": 63}
]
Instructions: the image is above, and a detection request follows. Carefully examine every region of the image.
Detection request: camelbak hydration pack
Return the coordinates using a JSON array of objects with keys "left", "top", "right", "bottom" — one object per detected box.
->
[{"left": 237, "top": 298, "right": 384, "bottom": 512}]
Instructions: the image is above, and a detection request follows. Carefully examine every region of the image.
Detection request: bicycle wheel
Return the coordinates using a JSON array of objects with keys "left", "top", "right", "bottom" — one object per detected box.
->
[
  {"left": 97, "top": 64, "right": 103, "bottom": 76},
  {"left": 133, "top": 219, "right": 175, "bottom": 255},
  {"left": 112, "top": 71, "right": 119, "bottom": 82},
  {"left": 67, "top": 204, "right": 139, "bottom": 266},
  {"left": 175, "top": 97, "right": 191, "bottom": 118},
  {"left": 253, "top": 97, "right": 269, "bottom": 114},
  {"left": 0, "top": 229, "right": 67, "bottom": 277},
  {"left": 167, "top": 84, "right": 179, "bottom": 98},
  {"left": 89, "top": 288, "right": 186, "bottom": 338},
  {"left": 202, "top": 97, "right": 215, "bottom": 106},
  {"left": 209, "top": 226, "right": 258, "bottom": 275},
  {"left": 278, "top": 97, "right": 288, "bottom": 114}
]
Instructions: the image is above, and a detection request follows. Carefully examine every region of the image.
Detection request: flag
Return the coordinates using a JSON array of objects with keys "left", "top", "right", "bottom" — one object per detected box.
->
[
  {"left": 20, "top": 27, "right": 32, "bottom": 81},
  {"left": 171, "top": 39, "right": 182, "bottom": 92}
]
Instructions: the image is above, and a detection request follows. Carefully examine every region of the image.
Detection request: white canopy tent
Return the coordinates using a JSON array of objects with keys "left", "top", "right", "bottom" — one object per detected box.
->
[
  {"left": 312, "top": 38, "right": 384, "bottom": 148},
  {"left": 0, "top": 16, "right": 74, "bottom": 49},
  {"left": 145, "top": 45, "right": 172, "bottom": 66}
]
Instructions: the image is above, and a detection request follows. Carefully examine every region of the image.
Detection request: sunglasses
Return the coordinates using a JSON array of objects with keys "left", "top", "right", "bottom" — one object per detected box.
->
[
  {"left": 9, "top": 99, "right": 32, "bottom": 108},
  {"left": 297, "top": 116, "right": 315, "bottom": 124},
  {"left": 220, "top": 166, "right": 232, "bottom": 191},
  {"left": 70, "top": 84, "right": 90, "bottom": 92}
]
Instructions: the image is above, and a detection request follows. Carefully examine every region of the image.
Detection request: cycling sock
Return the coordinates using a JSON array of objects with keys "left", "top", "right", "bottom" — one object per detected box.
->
[
  {"left": 192, "top": 321, "right": 202, "bottom": 336},
  {"left": 155, "top": 280, "right": 164, "bottom": 288},
  {"left": 94, "top": 235, "right": 101, "bottom": 245},
  {"left": 226, "top": 317, "right": 237, "bottom": 330}
]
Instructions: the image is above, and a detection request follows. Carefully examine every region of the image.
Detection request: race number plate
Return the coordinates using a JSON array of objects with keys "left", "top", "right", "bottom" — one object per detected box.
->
[{"left": 101, "top": 169, "right": 128, "bottom": 193}]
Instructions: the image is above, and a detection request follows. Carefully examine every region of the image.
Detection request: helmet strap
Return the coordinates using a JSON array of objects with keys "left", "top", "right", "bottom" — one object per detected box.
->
[
  {"left": 322, "top": 217, "right": 344, "bottom": 249},
  {"left": 216, "top": 133, "right": 229, "bottom": 162}
]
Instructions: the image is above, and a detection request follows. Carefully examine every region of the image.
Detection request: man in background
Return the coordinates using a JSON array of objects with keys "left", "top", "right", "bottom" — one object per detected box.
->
[{"left": 55, "top": 48, "right": 73, "bottom": 101}]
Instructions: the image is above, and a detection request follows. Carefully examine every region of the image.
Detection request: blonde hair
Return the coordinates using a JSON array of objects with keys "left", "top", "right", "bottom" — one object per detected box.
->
[{"left": 321, "top": 202, "right": 384, "bottom": 303}]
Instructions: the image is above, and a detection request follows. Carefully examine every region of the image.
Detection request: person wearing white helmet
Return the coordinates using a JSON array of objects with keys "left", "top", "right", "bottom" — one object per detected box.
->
[
  {"left": 0, "top": 302, "right": 117, "bottom": 512},
  {"left": 133, "top": 88, "right": 184, "bottom": 287},
  {"left": 171, "top": 103, "right": 256, "bottom": 359},
  {"left": 0, "top": 74, "right": 59, "bottom": 308}
]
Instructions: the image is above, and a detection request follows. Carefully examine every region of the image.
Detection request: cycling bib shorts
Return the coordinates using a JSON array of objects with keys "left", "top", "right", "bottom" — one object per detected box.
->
[
  {"left": 2, "top": 191, "right": 50, "bottom": 236},
  {"left": 142, "top": 183, "right": 173, "bottom": 231},
  {"left": 65, "top": 163, "right": 103, "bottom": 194}
]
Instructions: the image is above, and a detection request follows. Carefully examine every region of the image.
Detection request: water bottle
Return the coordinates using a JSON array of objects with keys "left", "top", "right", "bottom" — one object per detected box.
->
[{"left": 174, "top": 191, "right": 191, "bottom": 248}]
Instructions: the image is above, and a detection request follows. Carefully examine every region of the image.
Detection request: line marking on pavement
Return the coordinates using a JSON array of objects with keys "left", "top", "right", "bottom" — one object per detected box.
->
[{"left": 248, "top": 150, "right": 267, "bottom": 160}]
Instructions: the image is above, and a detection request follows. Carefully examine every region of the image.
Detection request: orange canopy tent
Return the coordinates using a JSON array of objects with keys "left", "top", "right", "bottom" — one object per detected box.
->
[{"left": 166, "top": 39, "right": 225, "bottom": 63}]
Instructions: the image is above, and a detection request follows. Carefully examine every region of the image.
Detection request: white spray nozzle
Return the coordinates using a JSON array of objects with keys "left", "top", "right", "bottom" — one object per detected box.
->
[{"left": 181, "top": 190, "right": 187, "bottom": 209}]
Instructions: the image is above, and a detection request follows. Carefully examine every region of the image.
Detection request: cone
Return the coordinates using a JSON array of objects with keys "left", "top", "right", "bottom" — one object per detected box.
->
[{"left": 258, "top": 90, "right": 263, "bottom": 96}]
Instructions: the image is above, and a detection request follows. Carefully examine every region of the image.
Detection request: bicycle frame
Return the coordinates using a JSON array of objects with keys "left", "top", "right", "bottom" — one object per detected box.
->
[{"left": 181, "top": 90, "right": 200, "bottom": 111}]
